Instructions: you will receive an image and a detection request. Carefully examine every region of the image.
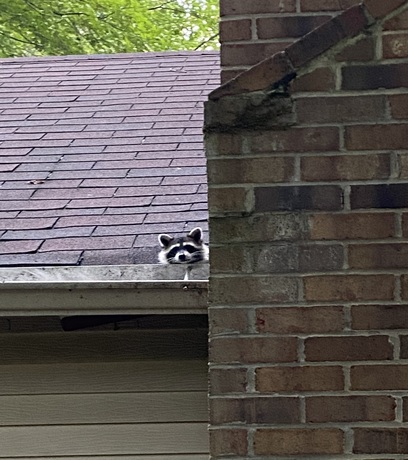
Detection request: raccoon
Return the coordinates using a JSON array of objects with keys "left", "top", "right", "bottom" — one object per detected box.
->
[{"left": 158, "top": 227, "right": 209, "bottom": 264}]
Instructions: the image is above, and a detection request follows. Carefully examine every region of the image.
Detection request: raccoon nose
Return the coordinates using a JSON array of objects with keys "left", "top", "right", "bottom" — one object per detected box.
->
[{"left": 179, "top": 253, "right": 187, "bottom": 261}]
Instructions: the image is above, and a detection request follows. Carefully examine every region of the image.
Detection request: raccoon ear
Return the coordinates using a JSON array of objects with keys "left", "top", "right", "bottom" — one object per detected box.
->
[
  {"left": 187, "top": 227, "right": 203, "bottom": 244},
  {"left": 158, "top": 233, "right": 173, "bottom": 248}
]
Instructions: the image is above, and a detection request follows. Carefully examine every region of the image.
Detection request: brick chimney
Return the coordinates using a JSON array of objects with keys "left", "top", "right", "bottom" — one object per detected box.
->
[{"left": 207, "top": 0, "right": 408, "bottom": 457}]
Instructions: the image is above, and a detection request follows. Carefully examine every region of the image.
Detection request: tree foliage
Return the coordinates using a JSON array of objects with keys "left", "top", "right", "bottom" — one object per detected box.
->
[{"left": 0, "top": 0, "right": 219, "bottom": 57}]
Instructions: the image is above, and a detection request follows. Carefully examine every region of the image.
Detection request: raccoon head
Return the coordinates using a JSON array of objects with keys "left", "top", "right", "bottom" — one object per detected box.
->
[{"left": 158, "top": 227, "right": 209, "bottom": 264}]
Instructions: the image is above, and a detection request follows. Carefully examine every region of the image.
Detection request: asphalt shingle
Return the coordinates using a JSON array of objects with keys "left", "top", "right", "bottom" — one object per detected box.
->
[{"left": 0, "top": 51, "right": 219, "bottom": 266}]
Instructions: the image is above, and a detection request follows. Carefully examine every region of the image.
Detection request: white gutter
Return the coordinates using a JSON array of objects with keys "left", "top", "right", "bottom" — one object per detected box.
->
[{"left": 0, "top": 264, "right": 208, "bottom": 316}]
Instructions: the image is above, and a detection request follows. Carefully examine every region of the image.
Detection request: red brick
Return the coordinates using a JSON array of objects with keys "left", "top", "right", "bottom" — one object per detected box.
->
[
  {"left": 301, "top": 0, "right": 360, "bottom": 11},
  {"left": 209, "top": 428, "right": 248, "bottom": 457},
  {"left": 351, "top": 365, "right": 408, "bottom": 390},
  {"left": 383, "top": 32, "right": 408, "bottom": 58},
  {"left": 335, "top": 35, "right": 375, "bottom": 61},
  {"left": 210, "top": 397, "right": 300, "bottom": 424},
  {"left": 384, "top": 8, "right": 408, "bottom": 30},
  {"left": 304, "top": 275, "right": 395, "bottom": 301},
  {"left": 208, "top": 187, "right": 253, "bottom": 214},
  {"left": 346, "top": 124, "right": 408, "bottom": 150},
  {"left": 254, "top": 428, "right": 344, "bottom": 455},
  {"left": 310, "top": 212, "right": 396, "bottom": 240},
  {"left": 349, "top": 243, "right": 408, "bottom": 269},
  {"left": 305, "top": 335, "right": 394, "bottom": 362},
  {"left": 209, "top": 307, "right": 249, "bottom": 334},
  {"left": 210, "top": 336, "right": 298, "bottom": 364},
  {"left": 292, "top": 67, "right": 336, "bottom": 92},
  {"left": 364, "top": 0, "right": 407, "bottom": 19},
  {"left": 255, "top": 185, "right": 343, "bottom": 212},
  {"left": 213, "top": 50, "right": 294, "bottom": 99},
  {"left": 352, "top": 305, "right": 408, "bottom": 330},
  {"left": 257, "top": 306, "right": 344, "bottom": 333},
  {"left": 296, "top": 95, "right": 386, "bottom": 124},
  {"left": 257, "top": 15, "right": 330, "bottom": 39},
  {"left": 306, "top": 396, "right": 396, "bottom": 422},
  {"left": 301, "top": 154, "right": 390, "bottom": 181},
  {"left": 342, "top": 63, "right": 408, "bottom": 90},
  {"left": 220, "top": 42, "right": 292, "bottom": 68},
  {"left": 211, "top": 275, "right": 298, "bottom": 304},
  {"left": 390, "top": 94, "right": 408, "bottom": 119},
  {"left": 207, "top": 157, "right": 294, "bottom": 184},
  {"left": 210, "top": 368, "right": 248, "bottom": 394},
  {"left": 399, "top": 335, "right": 408, "bottom": 358},
  {"left": 219, "top": 19, "right": 252, "bottom": 42},
  {"left": 256, "top": 366, "right": 344, "bottom": 392},
  {"left": 353, "top": 428, "right": 408, "bottom": 454},
  {"left": 220, "top": 0, "right": 296, "bottom": 15}
]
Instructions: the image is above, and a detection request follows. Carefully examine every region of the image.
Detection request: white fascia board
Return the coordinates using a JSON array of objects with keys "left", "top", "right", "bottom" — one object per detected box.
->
[{"left": 0, "top": 264, "right": 208, "bottom": 316}]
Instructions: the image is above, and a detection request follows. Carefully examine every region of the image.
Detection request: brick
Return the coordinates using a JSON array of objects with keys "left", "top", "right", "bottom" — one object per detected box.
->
[
  {"left": 210, "top": 213, "right": 309, "bottom": 244},
  {"left": 292, "top": 67, "right": 336, "bottom": 92},
  {"left": 364, "top": 0, "right": 407, "bottom": 19},
  {"left": 399, "top": 335, "right": 408, "bottom": 358},
  {"left": 352, "top": 305, "right": 408, "bottom": 330},
  {"left": 383, "top": 32, "right": 408, "bottom": 58},
  {"left": 335, "top": 35, "right": 375, "bottom": 61},
  {"left": 210, "top": 336, "right": 298, "bottom": 364},
  {"left": 211, "top": 275, "right": 298, "bottom": 305},
  {"left": 209, "top": 428, "right": 247, "bottom": 458},
  {"left": 403, "top": 398, "right": 408, "bottom": 421},
  {"left": 301, "top": 154, "right": 390, "bottom": 181},
  {"left": 350, "top": 365, "right": 408, "bottom": 390},
  {"left": 306, "top": 396, "right": 396, "bottom": 422},
  {"left": 256, "top": 366, "right": 344, "bottom": 392},
  {"left": 342, "top": 63, "right": 408, "bottom": 90},
  {"left": 351, "top": 184, "right": 408, "bottom": 209},
  {"left": 255, "top": 185, "right": 343, "bottom": 212},
  {"left": 254, "top": 428, "right": 344, "bottom": 455},
  {"left": 304, "top": 275, "right": 395, "bottom": 301},
  {"left": 213, "top": 51, "right": 295, "bottom": 99},
  {"left": 349, "top": 243, "right": 408, "bottom": 269},
  {"left": 384, "top": 8, "right": 408, "bottom": 30},
  {"left": 210, "top": 397, "right": 300, "bottom": 424},
  {"left": 207, "top": 157, "right": 294, "bottom": 184},
  {"left": 301, "top": 0, "right": 360, "bottom": 11},
  {"left": 305, "top": 335, "right": 394, "bottom": 361},
  {"left": 208, "top": 187, "right": 253, "bottom": 214},
  {"left": 210, "top": 368, "right": 248, "bottom": 394},
  {"left": 220, "top": 0, "right": 296, "bottom": 15},
  {"left": 219, "top": 19, "right": 251, "bottom": 42},
  {"left": 220, "top": 42, "right": 292, "bottom": 68},
  {"left": 310, "top": 212, "right": 395, "bottom": 240},
  {"left": 296, "top": 95, "right": 386, "bottom": 124},
  {"left": 353, "top": 428, "right": 408, "bottom": 454},
  {"left": 209, "top": 307, "right": 249, "bottom": 334},
  {"left": 257, "top": 15, "right": 330, "bottom": 39},
  {"left": 346, "top": 124, "right": 408, "bottom": 150},
  {"left": 257, "top": 306, "right": 344, "bottom": 333},
  {"left": 250, "top": 127, "right": 340, "bottom": 153},
  {"left": 389, "top": 94, "right": 408, "bottom": 119}
]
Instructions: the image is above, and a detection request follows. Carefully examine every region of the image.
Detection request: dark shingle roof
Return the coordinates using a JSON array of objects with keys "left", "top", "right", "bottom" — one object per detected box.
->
[{"left": 0, "top": 51, "right": 219, "bottom": 266}]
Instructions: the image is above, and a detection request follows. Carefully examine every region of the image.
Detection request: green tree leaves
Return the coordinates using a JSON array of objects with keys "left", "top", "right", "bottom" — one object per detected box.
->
[{"left": 0, "top": 0, "right": 219, "bottom": 57}]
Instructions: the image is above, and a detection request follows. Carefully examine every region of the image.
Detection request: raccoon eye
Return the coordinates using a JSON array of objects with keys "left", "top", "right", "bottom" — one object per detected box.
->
[
  {"left": 183, "top": 244, "right": 199, "bottom": 254},
  {"left": 167, "top": 247, "right": 180, "bottom": 259}
]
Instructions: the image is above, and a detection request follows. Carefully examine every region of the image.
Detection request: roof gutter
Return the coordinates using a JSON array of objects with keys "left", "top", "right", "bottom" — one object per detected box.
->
[{"left": 0, "top": 264, "right": 208, "bottom": 316}]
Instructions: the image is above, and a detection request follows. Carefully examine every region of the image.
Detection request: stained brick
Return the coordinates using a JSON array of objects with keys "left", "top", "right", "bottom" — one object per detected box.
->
[
  {"left": 350, "top": 184, "right": 408, "bottom": 209},
  {"left": 220, "top": 42, "right": 292, "bottom": 68},
  {"left": 257, "top": 16, "right": 330, "bottom": 39},
  {"left": 308, "top": 396, "right": 396, "bottom": 424},
  {"left": 310, "top": 212, "right": 395, "bottom": 240},
  {"left": 254, "top": 428, "right": 344, "bottom": 456},
  {"left": 210, "top": 336, "right": 298, "bottom": 364},
  {"left": 256, "top": 306, "right": 344, "bottom": 333},
  {"left": 383, "top": 33, "right": 408, "bottom": 58},
  {"left": 304, "top": 275, "right": 395, "bottom": 301},
  {"left": 353, "top": 428, "right": 408, "bottom": 454},
  {"left": 305, "top": 335, "right": 393, "bottom": 361},
  {"left": 255, "top": 185, "right": 343, "bottom": 212},
  {"left": 209, "top": 429, "right": 248, "bottom": 458},
  {"left": 210, "top": 397, "right": 300, "bottom": 424},
  {"left": 342, "top": 63, "right": 408, "bottom": 90},
  {"left": 256, "top": 366, "right": 344, "bottom": 392}
]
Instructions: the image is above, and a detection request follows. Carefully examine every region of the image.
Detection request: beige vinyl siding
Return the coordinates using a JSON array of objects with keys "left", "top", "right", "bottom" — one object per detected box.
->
[{"left": 0, "top": 327, "right": 208, "bottom": 458}]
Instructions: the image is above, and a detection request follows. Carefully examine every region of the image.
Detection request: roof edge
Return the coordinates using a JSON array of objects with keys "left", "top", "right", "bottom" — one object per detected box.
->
[{"left": 209, "top": 0, "right": 406, "bottom": 101}]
